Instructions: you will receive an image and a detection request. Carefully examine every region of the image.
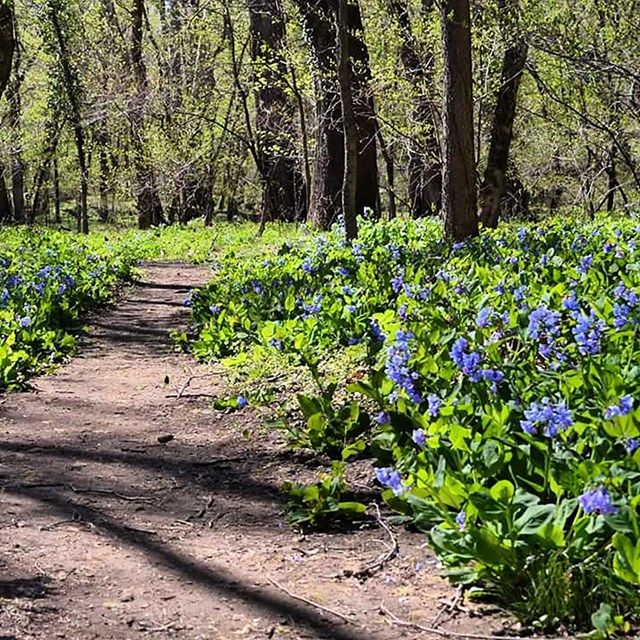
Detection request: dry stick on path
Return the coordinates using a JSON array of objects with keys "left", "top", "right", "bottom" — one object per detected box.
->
[
  {"left": 380, "top": 605, "right": 564, "bottom": 640},
  {"left": 348, "top": 503, "right": 398, "bottom": 579},
  {"left": 268, "top": 578, "right": 358, "bottom": 625}
]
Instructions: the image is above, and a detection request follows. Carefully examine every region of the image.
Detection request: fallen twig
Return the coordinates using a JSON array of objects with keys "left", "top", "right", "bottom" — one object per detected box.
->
[
  {"left": 348, "top": 503, "right": 399, "bottom": 580},
  {"left": 268, "top": 578, "right": 357, "bottom": 625},
  {"left": 175, "top": 373, "right": 218, "bottom": 399},
  {"left": 430, "top": 586, "right": 467, "bottom": 627},
  {"left": 380, "top": 605, "right": 559, "bottom": 640}
]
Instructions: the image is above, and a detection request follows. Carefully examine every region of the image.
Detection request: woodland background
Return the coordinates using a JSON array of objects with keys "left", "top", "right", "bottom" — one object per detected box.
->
[{"left": 0, "top": 0, "right": 638, "bottom": 232}]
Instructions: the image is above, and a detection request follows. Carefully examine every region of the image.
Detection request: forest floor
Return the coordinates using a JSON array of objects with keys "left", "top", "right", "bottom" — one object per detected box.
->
[{"left": 0, "top": 262, "right": 514, "bottom": 640}]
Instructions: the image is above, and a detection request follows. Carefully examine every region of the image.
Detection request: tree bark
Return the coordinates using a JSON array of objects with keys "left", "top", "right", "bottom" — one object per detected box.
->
[
  {"left": 387, "top": 0, "right": 441, "bottom": 217},
  {"left": 0, "top": 161, "right": 13, "bottom": 223},
  {"left": 0, "top": 1, "right": 14, "bottom": 100},
  {"left": 49, "top": 2, "right": 89, "bottom": 234},
  {"left": 131, "top": 0, "right": 164, "bottom": 229},
  {"left": 246, "top": 0, "right": 306, "bottom": 223},
  {"left": 441, "top": 0, "right": 478, "bottom": 241},
  {"left": 293, "top": 0, "right": 379, "bottom": 229},
  {"left": 479, "top": 0, "right": 527, "bottom": 228},
  {"left": 337, "top": 0, "right": 357, "bottom": 239},
  {"left": 5, "top": 7, "right": 23, "bottom": 224}
]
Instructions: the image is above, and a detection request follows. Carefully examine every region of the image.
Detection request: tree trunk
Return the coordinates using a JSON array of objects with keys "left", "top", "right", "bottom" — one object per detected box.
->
[
  {"left": 131, "top": 0, "right": 164, "bottom": 229},
  {"left": 0, "top": 2, "right": 14, "bottom": 100},
  {"left": 337, "top": 0, "right": 357, "bottom": 239},
  {"left": 293, "top": 0, "right": 379, "bottom": 229},
  {"left": 53, "top": 154, "right": 61, "bottom": 224},
  {"left": 387, "top": 0, "right": 441, "bottom": 217},
  {"left": 479, "top": 0, "right": 527, "bottom": 228},
  {"left": 49, "top": 2, "right": 89, "bottom": 234},
  {"left": 246, "top": 0, "right": 306, "bottom": 223},
  {"left": 6, "top": 9, "right": 24, "bottom": 224},
  {"left": 441, "top": 0, "right": 478, "bottom": 241},
  {"left": 0, "top": 161, "right": 13, "bottom": 223}
]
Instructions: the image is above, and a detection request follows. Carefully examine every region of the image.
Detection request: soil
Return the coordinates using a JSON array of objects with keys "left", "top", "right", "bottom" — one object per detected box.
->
[{"left": 0, "top": 262, "right": 514, "bottom": 640}]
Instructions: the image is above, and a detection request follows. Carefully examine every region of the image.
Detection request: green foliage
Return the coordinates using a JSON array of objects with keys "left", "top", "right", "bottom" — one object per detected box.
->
[
  {"left": 187, "top": 216, "right": 640, "bottom": 632},
  {"left": 0, "top": 227, "right": 143, "bottom": 387},
  {"left": 283, "top": 461, "right": 367, "bottom": 530}
]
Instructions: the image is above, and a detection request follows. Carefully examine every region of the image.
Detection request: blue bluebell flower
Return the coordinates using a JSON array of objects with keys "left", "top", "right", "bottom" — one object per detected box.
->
[
  {"left": 577, "top": 255, "right": 593, "bottom": 274},
  {"left": 374, "top": 467, "right": 406, "bottom": 497},
  {"left": 579, "top": 487, "right": 617, "bottom": 515},
  {"left": 605, "top": 395, "right": 634, "bottom": 419},
  {"left": 369, "top": 320, "right": 386, "bottom": 343},
  {"left": 237, "top": 395, "right": 249, "bottom": 409},
  {"left": 386, "top": 330, "right": 423, "bottom": 404},
  {"left": 527, "top": 305, "right": 561, "bottom": 341},
  {"left": 572, "top": 309, "right": 605, "bottom": 355},
  {"left": 456, "top": 510, "right": 466, "bottom": 532},
  {"left": 625, "top": 438, "right": 639, "bottom": 454},
  {"left": 375, "top": 411, "right": 390, "bottom": 424},
  {"left": 450, "top": 338, "right": 482, "bottom": 382},
  {"left": 427, "top": 394, "right": 441, "bottom": 418},
  {"left": 412, "top": 429, "right": 426, "bottom": 447},
  {"left": 476, "top": 306, "right": 493, "bottom": 329},
  {"left": 521, "top": 398, "right": 573, "bottom": 437},
  {"left": 513, "top": 285, "right": 528, "bottom": 303},
  {"left": 19, "top": 316, "right": 31, "bottom": 329}
]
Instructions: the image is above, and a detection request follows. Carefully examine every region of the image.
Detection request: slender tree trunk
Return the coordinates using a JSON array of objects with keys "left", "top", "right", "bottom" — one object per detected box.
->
[
  {"left": 441, "top": 0, "right": 478, "bottom": 241},
  {"left": 131, "top": 0, "right": 164, "bottom": 229},
  {"left": 8, "top": 75, "right": 25, "bottom": 223},
  {"left": 99, "top": 145, "right": 110, "bottom": 222},
  {"left": 53, "top": 154, "right": 61, "bottom": 224},
  {"left": 49, "top": 2, "right": 89, "bottom": 234},
  {"left": 6, "top": 9, "right": 24, "bottom": 224},
  {"left": 387, "top": 0, "right": 441, "bottom": 217},
  {"left": 246, "top": 0, "right": 306, "bottom": 223},
  {"left": 337, "top": 0, "right": 357, "bottom": 239},
  {"left": 479, "top": 0, "right": 527, "bottom": 228},
  {"left": 0, "top": 162, "right": 13, "bottom": 223}
]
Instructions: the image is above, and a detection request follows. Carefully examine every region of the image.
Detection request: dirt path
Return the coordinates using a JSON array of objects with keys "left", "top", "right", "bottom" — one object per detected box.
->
[{"left": 0, "top": 263, "right": 509, "bottom": 640}]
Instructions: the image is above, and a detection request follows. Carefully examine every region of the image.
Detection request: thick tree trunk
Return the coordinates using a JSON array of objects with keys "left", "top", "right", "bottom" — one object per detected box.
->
[
  {"left": 293, "top": 0, "right": 379, "bottom": 229},
  {"left": 246, "top": 0, "right": 306, "bottom": 222},
  {"left": 479, "top": 0, "right": 527, "bottom": 228},
  {"left": 388, "top": 0, "right": 441, "bottom": 217},
  {"left": 131, "top": 0, "right": 164, "bottom": 229},
  {"left": 441, "top": 0, "right": 478, "bottom": 241}
]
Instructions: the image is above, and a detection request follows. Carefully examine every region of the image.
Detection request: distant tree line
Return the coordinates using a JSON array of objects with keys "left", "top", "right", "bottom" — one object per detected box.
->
[{"left": 0, "top": 0, "right": 637, "bottom": 239}]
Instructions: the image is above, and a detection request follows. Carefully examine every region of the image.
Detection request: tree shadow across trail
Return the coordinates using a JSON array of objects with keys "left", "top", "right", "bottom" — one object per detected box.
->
[
  {"left": 4, "top": 484, "right": 371, "bottom": 640},
  {"left": 0, "top": 576, "right": 54, "bottom": 601}
]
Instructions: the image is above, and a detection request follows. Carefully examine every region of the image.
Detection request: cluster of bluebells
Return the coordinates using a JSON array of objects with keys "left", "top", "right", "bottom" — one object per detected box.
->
[
  {"left": 385, "top": 330, "right": 423, "bottom": 404},
  {"left": 527, "top": 305, "right": 564, "bottom": 364},
  {"left": 572, "top": 308, "right": 606, "bottom": 356},
  {"left": 450, "top": 338, "right": 504, "bottom": 392},
  {"left": 612, "top": 281, "right": 639, "bottom": 329},
  {"left": 579, "top": 487, "right": 617, "bottom": 516},
  {"left": 520, "top": 398, "right": 574, "bottom": 438},
  {"left": 604, "top": 395, "right": 634, "bottom": 420},
  {"left": 374, "top": 467, "right": 407, "bottom": 497}
]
